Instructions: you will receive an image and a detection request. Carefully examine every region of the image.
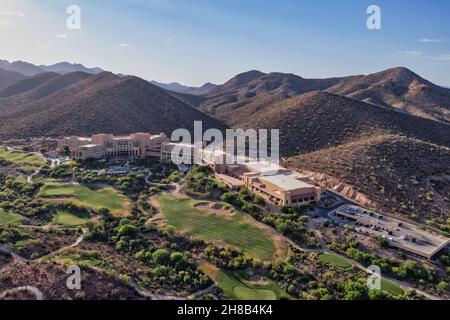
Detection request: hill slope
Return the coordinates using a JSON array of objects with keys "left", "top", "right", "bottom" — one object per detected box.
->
[
  {"left": 326, "top": 67, "right": 450, "bottom": 124},
  {"left": 0, "top": 72, "right": 224, "bottom": 138},
  {"left": 0, "top": 68, "right": 26, "bottom": 90},
  {"left": 199, "top": 68, "right": 450, "bottom": 125},
  {"left": 286, "top": 135, "right": 450, "bottom": 228},
  {"left": 234, "top": 91, "right": 450, "bottom": 155}
]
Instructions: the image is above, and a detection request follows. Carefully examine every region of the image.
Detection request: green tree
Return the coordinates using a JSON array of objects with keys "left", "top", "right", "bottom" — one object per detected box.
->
[{"left": 152, "top": 249, "right": 171, "bottom": 265}]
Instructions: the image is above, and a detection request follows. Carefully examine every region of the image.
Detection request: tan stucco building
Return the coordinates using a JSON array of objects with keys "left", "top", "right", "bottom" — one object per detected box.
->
[{"left": 58, "top": 133, "right": 169, "bottom": 160}]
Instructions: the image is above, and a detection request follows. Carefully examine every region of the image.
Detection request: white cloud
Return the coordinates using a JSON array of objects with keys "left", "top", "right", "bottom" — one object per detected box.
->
[
  {"left": 56, "top": 33, "right": 72, "bottom": 39},
  {"left": 119, "top": 43, "right": 131, "bottom": 48},
  {"left": 38, "top": 44, "right": 49, "bottom": 49},
  {"left": 165, "top": 38, "right": 173, "bottom": 43},
  {"left": 397, "top": 50, "right": 423, "bottom": 56},
  {"left": 0, "top": 19, "right": 13, "bottom": 27},
  {"left": 419, "top": 38, "right": 447, "bottom": 43},
  {"left": 0, "top": 11, "right": 25, "bottom": 17},
  {"left": 433, "top": 54, "right": 450, "bottom": 61}
]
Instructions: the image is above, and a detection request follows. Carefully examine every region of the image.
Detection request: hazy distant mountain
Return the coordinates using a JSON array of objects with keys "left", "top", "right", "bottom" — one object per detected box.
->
[
  {"left": 0, "top": 60, "right": 45, "bottom": 76},
  {"left": 0, "top": 71, "right": 224, "bottom": 139},
  {"left": 0, "top": 67, "right": 27, "bottom": 90},
  {"left": 40, "top": 62, "right": 103, "bottom": 75},
  {"left": 150, "top": 80, "right": 218, "bottom": 95},
  {"left": 0, "top": 59, "right": 103, "bottom": 76}
]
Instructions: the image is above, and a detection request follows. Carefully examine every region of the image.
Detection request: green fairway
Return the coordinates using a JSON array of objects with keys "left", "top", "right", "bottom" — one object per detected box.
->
[
  {"left": 38, "top": 183, "right": 131, "bottom": 216},
  {"left": 158, "top": 195, "right": 281, "bottom": 261},
  {"left": 52, "top": 210, "right": 92, "bottom": 227},
  {"left": 318, "top": 253, "right": 352, "bottom": 269},
  {"left": 0, "top": 148, "right": 45, "bottom": 166},
  {"left": 200, "top": 262, "right": 288, "bottom": 300},
  {"left": 381, "top": 278, "right": 404, "bottom": 296},
  {"left": 0, "top": 208, "right": 23, "bottom": 225}
]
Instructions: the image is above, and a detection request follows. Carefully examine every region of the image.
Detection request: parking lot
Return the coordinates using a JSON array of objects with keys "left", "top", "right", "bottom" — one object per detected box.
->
[{"left": 332, "top": 204, "right": 450, "bottom": 259}]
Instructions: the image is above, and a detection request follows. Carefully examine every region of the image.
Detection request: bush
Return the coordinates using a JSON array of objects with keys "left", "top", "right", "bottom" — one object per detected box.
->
[{"left": 152, "top": 249, "right": 171, "bottom": 265}]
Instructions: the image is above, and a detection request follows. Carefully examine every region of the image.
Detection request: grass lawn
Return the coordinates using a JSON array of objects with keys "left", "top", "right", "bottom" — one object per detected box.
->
[
  {"left": 381, "top": 278, "right": 404, "bottom": 296},
  {"left": 158, "top": 195, "right": 279, "bottom": 261},
  {"left": 52, "top": 210, "right": 92, "bottom": 227},
  {"left": 318, "top": 253, "right": 352, "bottom": 269},
  {"left": 0, "top": 148, "right": 45, "bottom": 166},
  {"left": 200, "top": 262, "right": 289, "bottom": 300},
  {"left": 38, "top": 183, "right": 131, "bottom": 216},
  {"left": 0, "top": 208, "right": 24, "bottom": 226},
  {"left": 52, "top": 252, "right": 104, "bottom": 268}
]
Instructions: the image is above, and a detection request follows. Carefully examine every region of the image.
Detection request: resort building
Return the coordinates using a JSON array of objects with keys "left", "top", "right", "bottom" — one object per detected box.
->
[
  {"left": 59, "top": 133, "right": 320, "bottom": 207},
  {"left": 213, "top": 160, "right": 322, "bottom": 207},
  {"left": 58, "top": 133, "right": 169, "bottom": 160},
  {"left": 160, "top": 142, "right": 196, "bottom": 164}
]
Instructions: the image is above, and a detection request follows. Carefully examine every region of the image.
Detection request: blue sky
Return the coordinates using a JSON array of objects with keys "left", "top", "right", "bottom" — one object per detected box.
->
[{"left": 1, "top": 0, "right": 449, "bottom": 86}]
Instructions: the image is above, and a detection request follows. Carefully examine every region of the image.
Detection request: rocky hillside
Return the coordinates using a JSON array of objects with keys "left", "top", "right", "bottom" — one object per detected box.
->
[
  {"left": 0, "top": 72, "right": 224, "bottom": 139},
  {"left": 234, "top": 91, "right": 450, "bottom": 155},
  {"left": 286, "top": 135, "right": 450, "bottom": 230}
]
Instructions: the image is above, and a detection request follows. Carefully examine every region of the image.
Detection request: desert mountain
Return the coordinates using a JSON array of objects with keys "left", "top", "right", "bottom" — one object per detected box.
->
[
  {"left": 233, "top": 91, "right": 450, "bottom": 155},
  {"left": 199, "top": 68, "right": 450, "bottom": 125},
  {"left": 40, "top": 62, "right": 103, "bottom": 75},
  {"left": 0, "top": 59, "right": 103, "bottom": 76},
  {"left": 0, "top": 72, "right": 224, "bottom": 139},
  {"left": 286, "top": 134, "right": 450, "bottom": 225},
  {"left": 0, "top": 67, "right": 26, "bottom": 91},
  {"left": 150, "top": 81, "right": 218, "bottom": 95},
  {"left": 326, "top": 67, "right": 450, "bottom": 124}
]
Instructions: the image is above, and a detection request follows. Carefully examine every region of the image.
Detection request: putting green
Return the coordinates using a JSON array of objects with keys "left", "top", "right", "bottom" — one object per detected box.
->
[
  {"left": 38, "top": 183, "right": 131, "bottom": 216},
  {"left": 0, "top": 208, "right": 23, "bottom": 225},
  {"left": 158, "top": 195, "right": 283, "bottom": 261},
  {"left": 0, "top": 148, "right": 45, "bottom": 166},
  {"left": 52, "top": 210, "right": 92, "bottom": 227},
  {"left": 381, "top": 278, "right": 404, "bottom": 296},
  {"left": 200, "top": 262, "right": 288, "bottom": 300},
  {"left": 318, "top": 253, "right": 352, "bottom": 269}
]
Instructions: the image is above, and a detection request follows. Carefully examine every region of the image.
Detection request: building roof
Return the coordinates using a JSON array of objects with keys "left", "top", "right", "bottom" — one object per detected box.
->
[
  {"left": 259, "top": 174, "right": 313, "bottom": 191},
  {"left": 81, "top": 144, "right": 102, "bottom": 149},
  {"left": 244, "top": 160, "right": 283, "bottom": 174}
]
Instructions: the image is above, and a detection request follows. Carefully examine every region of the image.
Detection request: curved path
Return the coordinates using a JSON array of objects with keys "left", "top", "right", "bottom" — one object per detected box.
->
[{"left": 0, "top": 286, "right": 43, "bottom": 300}]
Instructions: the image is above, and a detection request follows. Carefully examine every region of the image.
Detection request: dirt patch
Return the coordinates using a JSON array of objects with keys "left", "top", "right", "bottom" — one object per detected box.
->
[
  {"left": 248, "top": 275, "right": 270, "bottom": 285},
  {"left": 195, "top": 202, "right": 236, "bottom": 217}
]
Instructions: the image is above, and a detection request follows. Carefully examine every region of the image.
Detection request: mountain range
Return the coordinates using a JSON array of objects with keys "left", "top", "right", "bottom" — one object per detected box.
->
[
  {"left": 150, "top": 80, "right": 218, "bottom": 95},
  {"left": 0, "top": 59, "right": 103, "bottom": 76},
  {"left": 198, "top": 67, "right": 450, "bottom": 125},
  {"left": 0, "top": 59, "right": 449, "bottom": 224},
  {"left": 0, "top": 70, "right": 223, "bottom": 138}
]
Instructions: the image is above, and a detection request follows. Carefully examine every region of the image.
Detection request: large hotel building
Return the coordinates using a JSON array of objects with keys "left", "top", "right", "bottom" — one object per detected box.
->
[
  {"left": 58, "top": 133, "right": 169, "bottom": 160},
  {"left": 58, "top": 133, "right": 321, "bottom": 207}
]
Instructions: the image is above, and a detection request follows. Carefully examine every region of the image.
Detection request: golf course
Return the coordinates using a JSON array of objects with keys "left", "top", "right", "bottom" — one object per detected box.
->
[
  {"left": 0, "top": 208, "right": 23, "bottom": 226},
  {"left": 52, "top": 210, "right": 92, "bottom": 227},
  {"left": 0, "top": 148, "right": 45, "bottom": 166},
  {"left": 200, "top": 261, "right": 289, "bottom": 300},
  {"left": 318, "top": 253, "right": 352, "bottom": 269},
  {"left": 38, "top": 183, "right": 131, "bottom": 216},
  {"left": 157, "top": 195, "right": 288, "bottom": 261}
]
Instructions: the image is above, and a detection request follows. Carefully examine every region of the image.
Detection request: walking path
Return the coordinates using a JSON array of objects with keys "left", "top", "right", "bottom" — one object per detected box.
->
[{"left": 0, "top": 286, "right": 43, "bottom": 300}]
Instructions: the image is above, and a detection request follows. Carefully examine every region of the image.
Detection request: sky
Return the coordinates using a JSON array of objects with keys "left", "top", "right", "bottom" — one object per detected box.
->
[{"left": 0, "top": 0, "right": 449, "bottom": 86}]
